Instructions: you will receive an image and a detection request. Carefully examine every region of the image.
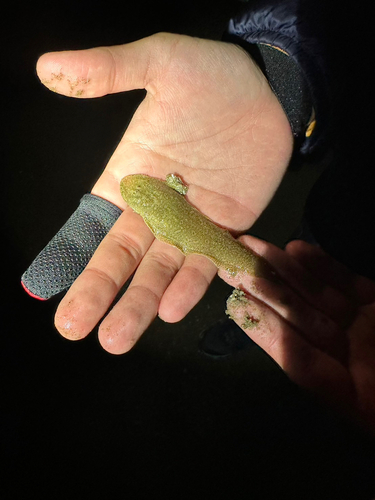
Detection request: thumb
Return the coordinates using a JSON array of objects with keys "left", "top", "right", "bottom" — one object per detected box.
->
[{"left": 36, "top": 32, "right": 173, "bottom": 98}]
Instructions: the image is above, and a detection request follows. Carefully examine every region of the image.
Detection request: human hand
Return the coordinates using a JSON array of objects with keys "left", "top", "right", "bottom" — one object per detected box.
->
[
  {"left": 220, "top": 236, "right": 375, "bottom": 433},
  {"left": 37, "top": 33, "right": 293, "bottom": 353}
]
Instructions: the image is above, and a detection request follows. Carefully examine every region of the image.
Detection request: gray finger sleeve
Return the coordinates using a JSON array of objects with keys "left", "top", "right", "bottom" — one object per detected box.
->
[{"left": 21, "top": 194, "right": 122, "bottom": 300}]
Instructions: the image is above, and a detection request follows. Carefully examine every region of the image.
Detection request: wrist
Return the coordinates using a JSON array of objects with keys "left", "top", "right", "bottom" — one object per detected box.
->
[{"left": 224, "top": 33, "right": 313, "bottom": 163}]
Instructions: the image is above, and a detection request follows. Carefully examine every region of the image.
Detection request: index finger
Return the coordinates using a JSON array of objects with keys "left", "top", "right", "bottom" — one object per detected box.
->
[{"left": 54, "top": 206, "right": 153, "bottom": 340}]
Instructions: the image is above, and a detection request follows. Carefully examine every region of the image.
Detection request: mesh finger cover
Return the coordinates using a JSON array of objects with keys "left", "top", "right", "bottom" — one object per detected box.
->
[{"left": 21, "top": 194, "right": 122, "bottom": 300}]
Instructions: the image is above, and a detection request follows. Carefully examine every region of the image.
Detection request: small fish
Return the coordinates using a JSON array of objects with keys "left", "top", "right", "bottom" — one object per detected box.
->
[{"left": 120, "top": 174, "right": 272, "bottom": 277}]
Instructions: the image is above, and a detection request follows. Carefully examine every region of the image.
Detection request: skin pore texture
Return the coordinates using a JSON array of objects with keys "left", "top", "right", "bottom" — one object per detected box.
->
[{"left": 120, "top": 173, "right": 274, "bottom": 278}]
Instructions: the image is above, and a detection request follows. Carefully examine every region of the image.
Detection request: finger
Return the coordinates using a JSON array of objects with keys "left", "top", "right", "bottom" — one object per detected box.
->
[
  {"left": 54, "top": 207, "right": 153, "bottom": 340},
  {"left": 98, "top": 239, "right": 186, "bottom": 354},
  {"left": 240, "top": 235, "right": 354, "bottom": 329},
  {"left": 285, "top": 240, "right": 375, "bottom": 305},
  {"left": 225, "top": 289, "right": 355, "bottom": 412},
  {"left": 158, "top": 254, "right": 217, "bottom": 323},
  {"left": 36, "top": 33, "right": 173, "bottom": 98},
  {"left": 21, "top": 194, "right": 122, "bottom": 300},
  {"left": 218, "top": 236, "right": 348, "bottom": 358}
]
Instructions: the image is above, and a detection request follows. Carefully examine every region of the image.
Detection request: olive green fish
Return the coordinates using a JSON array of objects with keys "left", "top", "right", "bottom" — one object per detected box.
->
[{"left": 120, "top": 173, "right": 271, "bottom": 277}]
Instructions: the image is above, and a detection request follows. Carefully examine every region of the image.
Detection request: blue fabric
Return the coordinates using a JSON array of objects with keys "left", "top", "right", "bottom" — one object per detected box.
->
[
  {"left": 227, "top": 2, "right": 375, "bottom": 279},
  {"left": 226, "top": 0, "right": 330, "bottom": 155},
  {"left": 21, "top": 194, "right": 122, "bottom": 299}
]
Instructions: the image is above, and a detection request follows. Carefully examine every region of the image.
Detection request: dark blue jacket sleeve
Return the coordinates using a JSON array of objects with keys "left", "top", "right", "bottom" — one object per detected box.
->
[
  {"left": 226, "top": 1, "right": 375, "bottom": 279},
  {"left": 225, "top": 0, "right": 338, "bottom": 156}
]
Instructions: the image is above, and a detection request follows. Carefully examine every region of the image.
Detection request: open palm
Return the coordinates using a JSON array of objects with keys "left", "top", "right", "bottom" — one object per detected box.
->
[{"left": 37, "top": 33, "right": 293, "bottom": 353}]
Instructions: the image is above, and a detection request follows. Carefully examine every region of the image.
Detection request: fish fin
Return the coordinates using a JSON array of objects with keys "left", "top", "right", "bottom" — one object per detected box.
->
[{"left": 166, "top": 173, "right": 188, "bottom": 195}]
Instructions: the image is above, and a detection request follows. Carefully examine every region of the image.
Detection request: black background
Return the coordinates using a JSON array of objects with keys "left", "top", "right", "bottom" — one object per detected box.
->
[{"left": 2, "top": 1, "right": 375, "bottom": 498}]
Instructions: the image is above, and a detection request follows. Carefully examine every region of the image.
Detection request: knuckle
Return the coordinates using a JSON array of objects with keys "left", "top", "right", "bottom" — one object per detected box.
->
[
  {"left": 106, "top": 231, "right": 143, "bottom": 263},
  {"left": 146, "top": 250, "right": 180, "bottom": 275},
  {"left": 129, "top": 284, "right": 160, "bottom": 305},
  {"left": 97, "top": 46, "right": 118, "bottom": 94},
  {"left": 84, "top": 266, "right": 119, "bottom": 292}
]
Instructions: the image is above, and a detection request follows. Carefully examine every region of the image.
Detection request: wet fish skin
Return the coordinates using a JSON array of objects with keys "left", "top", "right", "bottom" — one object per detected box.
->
[{"left": 120, "top": 174, "right": 269, "bottom": 277}]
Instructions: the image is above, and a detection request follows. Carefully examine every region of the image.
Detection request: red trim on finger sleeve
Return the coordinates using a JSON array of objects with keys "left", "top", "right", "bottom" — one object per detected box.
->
[{"left": 21, "top": 280, "right": 47, "bottom": 301}]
